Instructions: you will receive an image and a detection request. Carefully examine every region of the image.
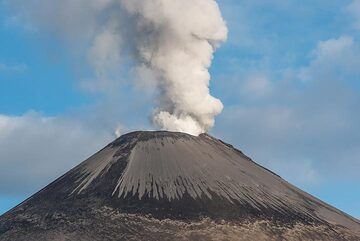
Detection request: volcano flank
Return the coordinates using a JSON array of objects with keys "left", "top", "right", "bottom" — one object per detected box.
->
[{"left": 1, "top": 131, "right": 359, "bottom": 240}]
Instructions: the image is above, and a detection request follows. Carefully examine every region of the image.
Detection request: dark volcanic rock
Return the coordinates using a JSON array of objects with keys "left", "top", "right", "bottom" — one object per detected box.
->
[{"left": 1, "top": 131, "right": 359, "bottom": 240}]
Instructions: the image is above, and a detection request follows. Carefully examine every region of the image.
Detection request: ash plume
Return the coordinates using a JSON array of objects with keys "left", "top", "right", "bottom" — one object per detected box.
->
[{"left": 7, "top": 0, "right": 228, "bottom": 135}]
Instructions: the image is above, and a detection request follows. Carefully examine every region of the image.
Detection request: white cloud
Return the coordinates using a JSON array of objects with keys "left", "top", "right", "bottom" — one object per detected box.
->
[
  {"left": 0, "top": 85, "right": 154, "bottom": 197},
  {"left": 315, "top": 36, "right": 354, "bottom": 56},
  {"left": 213, "top": 35, "right": 360, "bottom": 186},
  {"left": 299, "top": 36, "right": 360, "bottom": 82},
  {"left": 0, "top": 112, "right": 114, "bottom": 195},
  {"left": 347, "top": 0, "right": 360, "bottom": 30},
  {"left": 4, "top": 0, "right": 111, "bottom": 40},
  {"left": 241, "top": 73, "right": 273, "bottom": 98},
  {"left": 268, "top": 158, "right": 320, "bottom": 186}
]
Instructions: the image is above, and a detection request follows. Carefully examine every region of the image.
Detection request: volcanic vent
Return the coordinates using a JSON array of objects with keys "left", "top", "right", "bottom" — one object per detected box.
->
[{"left": 1, "top": 131, "right": 360, "bottom": 241}]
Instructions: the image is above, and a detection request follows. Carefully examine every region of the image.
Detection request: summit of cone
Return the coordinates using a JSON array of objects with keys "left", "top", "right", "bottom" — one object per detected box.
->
[{"left": 1, "top": 131, "right": 359, "bottom": 241}]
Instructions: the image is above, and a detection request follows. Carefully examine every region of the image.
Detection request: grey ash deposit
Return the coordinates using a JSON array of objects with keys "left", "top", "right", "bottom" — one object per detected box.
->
[{"left": 1, "top": 131, "right": 359, "bottom": 240}]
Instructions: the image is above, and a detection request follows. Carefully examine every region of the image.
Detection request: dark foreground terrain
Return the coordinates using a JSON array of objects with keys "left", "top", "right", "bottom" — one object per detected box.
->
[{"left": 1, "top": 131, "right": 359, "bottom": 240}]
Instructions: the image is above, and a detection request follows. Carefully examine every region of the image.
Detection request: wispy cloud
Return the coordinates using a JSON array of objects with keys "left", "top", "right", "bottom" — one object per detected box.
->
[
  {"left": 347, "top": 0, "right": 360, "bottom": 30},
  {"left": 0, "top": 63, "right": 28, "bottom": 72},
  {"left": 0, "top": 111, "right": 113, "bottom": 195},
  {"left": 214, "top": 34, "right": 360, "bottom": 186},
  {"left": 212, "top": 0, "right": 360, "bottom": 187}
]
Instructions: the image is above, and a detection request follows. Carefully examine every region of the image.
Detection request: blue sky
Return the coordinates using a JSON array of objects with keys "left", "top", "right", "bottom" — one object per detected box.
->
[{"left": 1, "top": 0, "right": 360, "bottom": 218}]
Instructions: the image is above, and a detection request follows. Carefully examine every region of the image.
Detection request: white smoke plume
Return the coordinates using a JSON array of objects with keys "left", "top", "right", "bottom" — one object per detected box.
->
[
  {"left": 7, "top": 0, "right": 228, "bottom": 135},
  {"left": 121, "top": 0, "right": 228, "bottom": 135}
]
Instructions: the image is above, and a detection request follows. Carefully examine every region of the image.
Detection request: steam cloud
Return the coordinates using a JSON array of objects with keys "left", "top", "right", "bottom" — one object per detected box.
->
[
  {"left": 121, "top": 1, "right": 228, "bottom": 135},
  {"left": 9, "top": 0, "right": 228, "bottom": 135}
]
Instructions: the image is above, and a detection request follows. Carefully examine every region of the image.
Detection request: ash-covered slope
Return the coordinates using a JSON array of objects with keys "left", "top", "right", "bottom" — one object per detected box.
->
[{"left": 1, "top": 131, "right": 359, "bottom": 241}]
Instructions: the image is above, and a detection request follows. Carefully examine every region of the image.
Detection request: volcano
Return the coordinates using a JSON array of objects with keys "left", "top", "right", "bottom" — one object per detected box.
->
[{"left": 1, "top": 131, "right": 359, "bottom": 240}]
